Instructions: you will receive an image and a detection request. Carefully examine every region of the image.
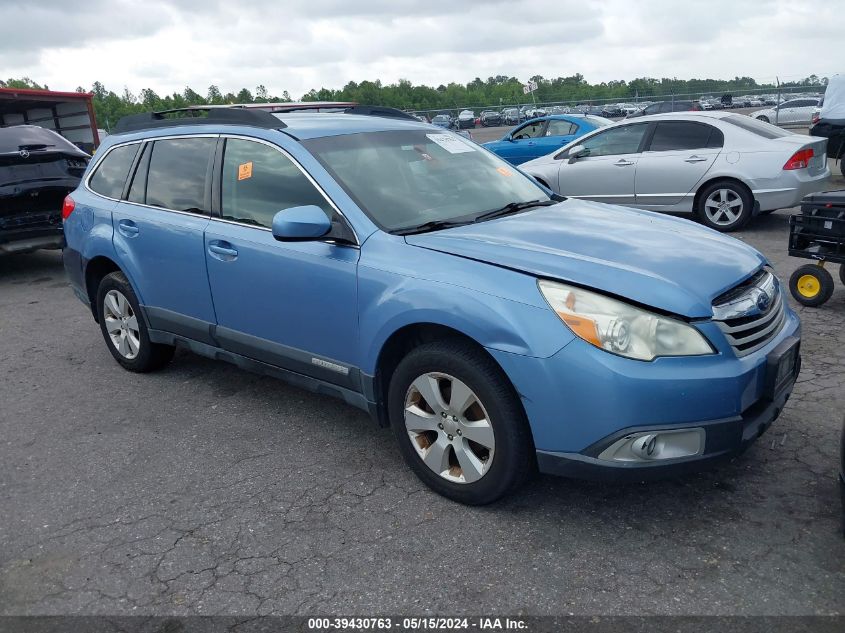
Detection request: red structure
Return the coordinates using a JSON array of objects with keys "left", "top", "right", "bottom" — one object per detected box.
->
[{"left": 0, "top": 87, "right": 99, "bottom": 152}]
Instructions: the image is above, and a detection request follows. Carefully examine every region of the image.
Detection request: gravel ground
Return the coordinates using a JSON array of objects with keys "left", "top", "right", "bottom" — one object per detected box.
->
[{"left": 1, "top": 182, "right": 843, "bottom": 616}]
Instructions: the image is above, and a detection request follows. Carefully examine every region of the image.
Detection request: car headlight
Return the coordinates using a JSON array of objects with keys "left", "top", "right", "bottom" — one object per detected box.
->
[{"left": 538, "top": 280, "right": 714, "bottom": 361}]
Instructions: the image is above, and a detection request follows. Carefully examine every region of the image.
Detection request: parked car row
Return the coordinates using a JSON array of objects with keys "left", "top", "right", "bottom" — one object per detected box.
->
[{"left": 519, "top": 111, "right": 830, "bottom": 233}]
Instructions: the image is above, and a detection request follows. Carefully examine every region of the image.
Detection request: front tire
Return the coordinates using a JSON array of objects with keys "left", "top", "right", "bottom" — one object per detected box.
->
[
  {"left": 696, "top": 180, "right": 753, "bottom": 232},
  {"left": 388, "top": 340, "right": 534, "bottom": 505},
  {"left": 757, "top": 115, "right": 770, "bottom": 123},
  {"left": 96, "top": 271, "right": 175, "bottom": 372}
]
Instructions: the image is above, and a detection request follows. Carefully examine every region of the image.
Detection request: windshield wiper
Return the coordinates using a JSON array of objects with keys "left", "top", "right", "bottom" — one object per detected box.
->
[
  {"left": 393, "top": 218, "right": 474, "bottom": 236},
  {"left": 474, "top": 199, "right": 558, "bottom": 223}
]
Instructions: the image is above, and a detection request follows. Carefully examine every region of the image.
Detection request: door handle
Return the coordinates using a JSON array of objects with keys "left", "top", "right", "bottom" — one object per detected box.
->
[
  {"left": 684, "top": 155, "right": 708, "bottom": 163},
  {"left": 614, "top": 159, "right": 634, "bottom": 166},
  {"left": 117, "top": 219, "right": 139, "bottom": 237},
  {"left": 208, "top": 241, "right": 238, "bottom": 260}
]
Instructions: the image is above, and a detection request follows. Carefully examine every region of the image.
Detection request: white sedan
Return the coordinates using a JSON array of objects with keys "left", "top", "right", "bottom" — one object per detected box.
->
[
  {"left": 519, "top": 111, "right": 830, "bottom": 232},
  {"left": 750, "top": 98, "right": 821, "bottom": 125}
]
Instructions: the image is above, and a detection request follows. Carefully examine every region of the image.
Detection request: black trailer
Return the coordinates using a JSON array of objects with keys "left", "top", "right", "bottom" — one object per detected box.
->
[{"left": 787, "top": 190, "right": 845, "bottom": 306}]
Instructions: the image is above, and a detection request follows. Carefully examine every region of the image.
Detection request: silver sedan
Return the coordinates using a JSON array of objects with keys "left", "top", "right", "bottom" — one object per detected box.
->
[{"left": 520, "top": 112, "right": 830, "bottom": 232}]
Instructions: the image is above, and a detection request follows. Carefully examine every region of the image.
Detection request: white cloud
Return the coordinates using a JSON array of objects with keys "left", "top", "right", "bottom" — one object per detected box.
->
[{"left": 0, "top": 0, "right": 839, "bottom": 98}]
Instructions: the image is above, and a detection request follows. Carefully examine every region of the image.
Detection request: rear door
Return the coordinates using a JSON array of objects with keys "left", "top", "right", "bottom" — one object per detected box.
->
[
  {"left": 776, "top": 100, "right": 803, "bottom": 124},
  {"left": 111, "top": 136, "right": 218, "bottom": 340},
  {"left": 556, "top": 123, "right": 649, "bottom": 206},
  {"left": 530, "top": 119, "right": 579, "bottom": 157},
  {"left": 635, "top": 120, "right": 723, "bottom": 208}
]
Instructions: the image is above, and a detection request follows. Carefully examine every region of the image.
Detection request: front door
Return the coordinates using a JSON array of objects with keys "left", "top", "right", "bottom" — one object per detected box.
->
[
  {"left": 203, "top": 137, "right": 360, "bottom": 386},
  {"left": 497, "top": 120, "right": 549, "bottom": 165},
  {"left": 556, "top": 123, "right": 649, "bottom": 207}
]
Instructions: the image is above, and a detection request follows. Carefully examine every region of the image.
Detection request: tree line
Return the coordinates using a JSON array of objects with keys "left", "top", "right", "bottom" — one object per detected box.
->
[{"left": 1, "top": 74, "right": 829, "bottom": 130}]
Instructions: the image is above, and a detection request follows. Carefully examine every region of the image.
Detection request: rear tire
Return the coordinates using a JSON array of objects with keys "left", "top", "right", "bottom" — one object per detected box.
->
[
  {"left": 789, "top": 265, "right": 834, "bottom": 307},
  {"left": 388, "top": 340, "right": 534, "bottom": 505},
  {"left": 696, "top": 180, "right": 754, "bottom": 232},
  {"left": 839, "top": 264, "right": 845, "bottom": 286},
  {"left": 96, "top": 271, "right": 175, "bottom": 372}
]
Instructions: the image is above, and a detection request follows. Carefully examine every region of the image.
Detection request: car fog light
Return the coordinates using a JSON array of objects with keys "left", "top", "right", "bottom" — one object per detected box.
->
[{"left": 597, "top": 428, "right": 705, "bottom": 463}]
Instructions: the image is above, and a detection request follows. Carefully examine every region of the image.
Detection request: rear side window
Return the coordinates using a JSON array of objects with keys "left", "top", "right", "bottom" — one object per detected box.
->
[
  {"left": 88, "top": 144, "right": 139, "bottom": 199},
  {"left": 723, "top": 115, "right": 792, "bottom": 139},
  {"left": 545, "top": 120, "right": 576, "bottom": 136},
  {"left": 145, "top": 138, "right": 215, "bottom": 213},
  {"left": 127, "top": 143, "right": 151, "bottom": 204},
  {"left": 647, "top": 121, "right": 724, "bottom": 151},
  {"left": 220, "top": 138, "right": 333, "bottom": 228}
]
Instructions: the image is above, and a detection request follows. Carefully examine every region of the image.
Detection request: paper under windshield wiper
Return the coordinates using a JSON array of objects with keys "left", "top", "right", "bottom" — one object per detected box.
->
[
  {"left": 474, "top": 199, "right": 557, "bottom": 222},
  {"left": 393, "top": 218, "right": 473, "bottom": 235}
]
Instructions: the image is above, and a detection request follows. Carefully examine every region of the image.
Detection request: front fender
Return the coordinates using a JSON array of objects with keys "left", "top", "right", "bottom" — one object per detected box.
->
[{"left": 357, "top": 236, "right": 573, "bottom": 374}]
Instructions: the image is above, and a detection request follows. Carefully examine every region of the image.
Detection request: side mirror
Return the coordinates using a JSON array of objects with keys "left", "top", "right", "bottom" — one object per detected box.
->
[
  {"left": 567, "top": 144, "right": 586, "bottom": 163},
  {"left": 271, "top": 205, "right": 331, "bottom": 241}
]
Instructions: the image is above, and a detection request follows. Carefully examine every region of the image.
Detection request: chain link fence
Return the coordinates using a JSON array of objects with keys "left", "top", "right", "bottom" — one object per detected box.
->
[{"left": 411, "top": 84, "right": 824, "bottom": 129}]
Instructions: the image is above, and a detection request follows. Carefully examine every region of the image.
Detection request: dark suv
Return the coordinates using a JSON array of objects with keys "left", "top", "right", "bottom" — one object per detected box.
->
[
  {"left": 1, "top": 125, "right": 89, "bottom": 255},
  {"left": 625, "top": 100, "right": 701, "bottom": 118}
]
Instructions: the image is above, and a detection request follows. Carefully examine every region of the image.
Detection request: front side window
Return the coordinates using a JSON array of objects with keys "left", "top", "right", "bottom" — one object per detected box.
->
[
  {"left": 579, "top": 124, "right": 648, "bottom": 157},
  {"left": 647, "top": 121, "right": 724, "bottom": 151},
  {"left": 513, "top": 121, "right": 546, "bottom": 139},
  {"left": 304, "top": 130, "right": 548, "bottom": 232},
  {"left": 145, "top": 137, "right": 215, "bottom": 213},
  {"left": 220, "top": 139, "right": 334, "bottom": 228},
  {"left": 89, "top": 143, "right": 139, "bottom": 199}
]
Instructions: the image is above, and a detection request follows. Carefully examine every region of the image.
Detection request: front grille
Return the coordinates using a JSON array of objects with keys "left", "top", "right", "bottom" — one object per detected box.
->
[{"left": 713, "top": 271, "right": 786, "bottom": 357}]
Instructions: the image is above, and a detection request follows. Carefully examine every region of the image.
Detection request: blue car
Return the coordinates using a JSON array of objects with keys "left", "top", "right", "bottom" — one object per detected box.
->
[
  {"left": 484, "top": 114, "right": 613, "bottom": 165},
  {"left": 62, "top": 106, "right": 801, "bottom": 504}
]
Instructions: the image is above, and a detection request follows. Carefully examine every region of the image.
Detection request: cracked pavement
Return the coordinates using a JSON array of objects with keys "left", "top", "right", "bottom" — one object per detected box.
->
[{"left": 1, "top": 203, "right": 843, "bottom": 616}]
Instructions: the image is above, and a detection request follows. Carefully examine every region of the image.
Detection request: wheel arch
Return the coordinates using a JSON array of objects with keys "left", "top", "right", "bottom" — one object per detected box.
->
[
  {"left": 84, "top": 256, "right": 124, "bottom": 320},
  {"left": 371, "top": 322, "right": 517, "bottom": 428},
  {"left": 693, "top": 175, "right": 755, "bottom": 214}
]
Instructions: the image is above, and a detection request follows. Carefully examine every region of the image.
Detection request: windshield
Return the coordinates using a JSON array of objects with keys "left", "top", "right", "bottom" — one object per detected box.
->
[{"left": 304, "top": 130, "right": 550, "bottom": 232}]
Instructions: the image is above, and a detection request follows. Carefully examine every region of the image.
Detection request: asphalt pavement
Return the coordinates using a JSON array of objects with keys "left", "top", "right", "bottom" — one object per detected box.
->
[{"left": 1, "top": 177, "right": 843, "bottom": 616}]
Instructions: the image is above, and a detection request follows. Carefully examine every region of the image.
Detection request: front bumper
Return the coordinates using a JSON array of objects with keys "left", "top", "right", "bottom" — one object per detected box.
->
[
  {"left": 536, "top": 380, "right": 795, "bottom": 481},
  {"left": 488, "top": 306, "right": 801, "bottom": 480}
]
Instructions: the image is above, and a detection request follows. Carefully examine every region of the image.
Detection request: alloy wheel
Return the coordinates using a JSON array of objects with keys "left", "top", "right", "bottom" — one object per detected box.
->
[
  {"left": 404, "top": 372, "right": 495, "bottom": 484},
  {"left": 103, "top": 289, "right": 141, "bottom": 360},
  {"left": 704, "top": 188, "right": 744, "bottom": 227}
]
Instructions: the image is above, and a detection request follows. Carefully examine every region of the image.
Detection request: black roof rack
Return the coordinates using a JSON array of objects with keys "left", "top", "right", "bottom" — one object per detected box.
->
[
  {"left": 113, "top": 107, "right": 286, "bottom": 134},
  {"left": 113, "top": 104, "right": 419, "bottom": 135}
]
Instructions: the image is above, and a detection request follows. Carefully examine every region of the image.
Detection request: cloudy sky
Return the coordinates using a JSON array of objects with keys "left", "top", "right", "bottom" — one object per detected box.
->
[{"left": 1, "top": 0, "right": 840, "bottom": 98}]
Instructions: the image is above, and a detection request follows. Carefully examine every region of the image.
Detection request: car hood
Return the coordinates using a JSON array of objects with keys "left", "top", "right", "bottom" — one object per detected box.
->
[{"left": 404, "top": 200, "right": 766, "bottom": 318}]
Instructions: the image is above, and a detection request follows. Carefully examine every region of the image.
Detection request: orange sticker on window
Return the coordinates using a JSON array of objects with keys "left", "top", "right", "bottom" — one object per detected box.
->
[
  {"left": 496, "top": 166, "right": 513, "bottom": 177},
  {"left": 238, "top": 162, "right": 253, "bottom": 180}
]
